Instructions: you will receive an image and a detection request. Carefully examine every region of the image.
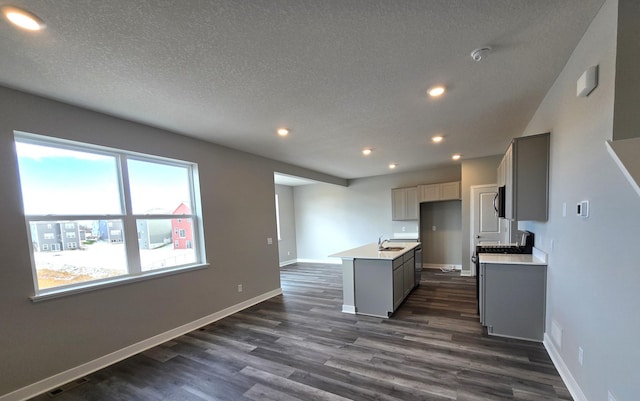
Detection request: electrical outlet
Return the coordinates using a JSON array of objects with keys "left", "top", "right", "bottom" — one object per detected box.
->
[
  {"left": 237, "top": 284, "right": 243, "bottom": 293},
  {"left": 267, "top": 237, "right": 273, "bottom": 245},
  {"left": 578, "top": 346, "right": 584, "bottom": 366},
  {"left": 608, "top": 390, "right": 617, "bottom": 401},
  {"left": 432, "top": 225, "right": 436, "bottom": 231},
  {"left": 287, "top": 251, "right": 291, "bottom": 256},
  {"left": 562, "top": 202, "right": 567, "bottom": 217}
]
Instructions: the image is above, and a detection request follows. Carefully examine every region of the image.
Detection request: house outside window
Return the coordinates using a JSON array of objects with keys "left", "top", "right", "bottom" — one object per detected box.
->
[{"left": 14, "top": 132, "right": 206, "bottom": 296}]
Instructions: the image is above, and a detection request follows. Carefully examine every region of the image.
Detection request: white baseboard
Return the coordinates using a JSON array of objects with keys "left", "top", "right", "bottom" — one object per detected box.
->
[
  {"left": 543, "top": 333, "right": 588, "bottom": 401},
  {"left": 279, "top": 259, "right": 297, "bottom": 267},
  {"left": 342, "top": 305, "right": 356, "bottom": 314},
  {"left": 296, "top": 258, "right": 342, "bottom": 265},
  {"left": 423, "top": 263, "right": 462, "bottom": 271},
  {"left": 0, "top": 288, "right": 283, "bottom": 401}
]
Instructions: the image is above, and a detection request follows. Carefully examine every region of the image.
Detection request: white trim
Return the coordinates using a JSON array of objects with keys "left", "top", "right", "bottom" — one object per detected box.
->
[
  {"left": 279, "top": 259, "right": 297, "bottom": 267},
  {"left": 1, "top": 288, "right": 282, "bottom": 401},
  {"left": 296, "top": 258, "right": 342, "bottom": 265},
  {"left": 543, "top": 333, "right": 588, "bottom": 401},
  {"left": 341, "top": 305, "right": 356, "bottom": 314},
  {"left": 31, "top": 263, "right": 210, "bottom": 302},
  {"left": 423, "top": 263, "right": 462, "bottom": 271}
]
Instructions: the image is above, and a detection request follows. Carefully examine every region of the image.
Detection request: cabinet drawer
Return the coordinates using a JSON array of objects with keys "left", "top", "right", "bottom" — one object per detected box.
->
[
  {"left": 403, "top": 251, "right": 414, "bottom": 263},
  {"left": 393, "top": 257, "right": 403, "bottom": 270}
]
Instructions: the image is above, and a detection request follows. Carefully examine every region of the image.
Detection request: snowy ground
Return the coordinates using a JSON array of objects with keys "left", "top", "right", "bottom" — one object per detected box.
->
[{"left": 34, "top": 241, "right": 197, "bottom": 289}]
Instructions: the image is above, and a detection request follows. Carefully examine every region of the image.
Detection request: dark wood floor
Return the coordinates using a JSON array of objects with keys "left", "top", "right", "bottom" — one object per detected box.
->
[{"left": 31, "top": 264, "right": 571, "bottom": 401}]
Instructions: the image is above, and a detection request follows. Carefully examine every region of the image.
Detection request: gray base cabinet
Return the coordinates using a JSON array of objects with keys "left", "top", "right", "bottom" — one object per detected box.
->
[
  {"left": 354, "top": 249, "right": 415, "bottom": 318},
  {"left": 480, "top": 263, "right": 546, "bottom": 341}
]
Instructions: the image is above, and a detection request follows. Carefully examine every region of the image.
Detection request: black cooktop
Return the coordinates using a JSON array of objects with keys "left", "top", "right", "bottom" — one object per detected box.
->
[{"left": 476, "top": 244, "right": 530, "bottom": 254}]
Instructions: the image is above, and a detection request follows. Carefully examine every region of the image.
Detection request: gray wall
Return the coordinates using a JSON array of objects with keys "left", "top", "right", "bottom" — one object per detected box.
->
[
  {"left": 295, "top": 166, "right": 460, "bottom": 262},
  {"left": 460, "top": 155, "right": 502, "bottom": 273},
  {"left": 520, "top": 0, "right": 639, "bottom": 399},
  {"left": 274, "top": 184, "right": 297, "bottom": 264},
  {"left": 0, "top": 85, "right": 342, "bottom": 396},
  {"left": 419, "top": 201, "right": 462, "bottom": 266}
]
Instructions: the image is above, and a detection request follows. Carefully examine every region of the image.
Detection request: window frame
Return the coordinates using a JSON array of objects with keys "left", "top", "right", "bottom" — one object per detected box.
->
[{"left": 15, "top": 131, "right": 208, "bottom": 301}]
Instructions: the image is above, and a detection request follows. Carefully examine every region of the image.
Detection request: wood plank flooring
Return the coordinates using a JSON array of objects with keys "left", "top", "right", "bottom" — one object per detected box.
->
[{"left": 30, "top": 264, "right": 571, "bottom": 401}]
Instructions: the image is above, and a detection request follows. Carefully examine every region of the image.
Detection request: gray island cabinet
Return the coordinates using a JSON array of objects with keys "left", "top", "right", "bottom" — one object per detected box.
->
[{"left": 330, "top": 242, "right": 420, "bottom": 318}]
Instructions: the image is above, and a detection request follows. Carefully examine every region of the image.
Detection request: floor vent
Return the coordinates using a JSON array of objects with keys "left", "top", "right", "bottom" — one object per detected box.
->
[{"left": 48, "top": 377, "right": 89, "bottom": 397}]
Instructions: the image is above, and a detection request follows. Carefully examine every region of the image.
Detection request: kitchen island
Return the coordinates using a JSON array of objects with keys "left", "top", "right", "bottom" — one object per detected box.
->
[{"left": 330, "top": 242, "right": 421, "bottom": 318}]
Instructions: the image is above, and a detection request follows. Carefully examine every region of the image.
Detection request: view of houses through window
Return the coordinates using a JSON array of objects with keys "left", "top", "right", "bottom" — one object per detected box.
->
[{"left": 15, "top": 132, "right": 203, "bottom": 293}]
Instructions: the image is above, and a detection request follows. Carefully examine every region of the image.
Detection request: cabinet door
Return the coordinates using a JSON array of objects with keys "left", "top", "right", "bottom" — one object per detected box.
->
[
  {"left": 393, "top": 265, "right": 404, "bottom": 309},
  {"left": 440, "top": 182, "right": 460, "bottom": 200},
  {"left": 419, "top": 184, "right": 439, "bottom": 202},
  {"left": 503, "top": 144, "right": 514, "bottom": 219},
  {"left": 497, "top": 157, "right": 506, "bottom": 187},
  {"left": 392, "top": 188, "right": 406, "bottom": 221},
  {"left": 405, "top": 187, "right": 418, "bottom": 220},
  {"left": 403, "top": 257, "right": 414, "bottom": 296},
  {"left": 513, "top": 133, "right": 550, "bottom": 221},
  {"left": 392, "top": 187, "right": 418, "bottom": 221}
]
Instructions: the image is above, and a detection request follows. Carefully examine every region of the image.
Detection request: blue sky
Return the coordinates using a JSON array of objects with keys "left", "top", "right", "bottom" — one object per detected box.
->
[{"left": 16, "top": 142, "right": 192, "bottom": 215}]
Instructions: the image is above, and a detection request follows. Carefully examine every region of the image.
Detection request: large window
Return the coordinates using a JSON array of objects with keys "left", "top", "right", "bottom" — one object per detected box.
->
[{"left": 15, "top": 132, "right": 205, "bottom": 296}]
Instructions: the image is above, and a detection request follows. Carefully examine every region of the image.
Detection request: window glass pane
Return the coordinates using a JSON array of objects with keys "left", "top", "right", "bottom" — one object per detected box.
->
[
  {"left": 29, "top": 220, "right": 128, "bottom": 290},
  {"left": 137, "top": 218, "right": 197, "bottom": 271},
  {"left": 15, "top": 142, "right": 122, "bottom": 215},
  {"left": 127, "top": 159, "right": 191, "bottom": 214}
]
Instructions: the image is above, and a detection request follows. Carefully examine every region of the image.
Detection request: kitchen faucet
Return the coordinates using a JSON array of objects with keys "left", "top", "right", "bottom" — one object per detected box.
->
[{"left": 378, "top": 235, "right": 389, "bottom": 250}]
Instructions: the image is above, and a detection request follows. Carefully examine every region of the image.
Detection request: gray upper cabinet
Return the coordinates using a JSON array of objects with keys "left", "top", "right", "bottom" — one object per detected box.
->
[
  {"left": 392, "top": 187, "right": 418, "bottom": 220},
  {"left": 499, "top": 133, "right": 550, "bottom": 221},
  {"left": 418, "top": 181, "right": 461, "bottom": 203}
]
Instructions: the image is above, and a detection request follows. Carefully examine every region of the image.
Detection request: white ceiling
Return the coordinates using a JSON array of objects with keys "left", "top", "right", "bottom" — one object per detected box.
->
[{"left": 0, "top": 0, "right": 605, "bottom": 179}]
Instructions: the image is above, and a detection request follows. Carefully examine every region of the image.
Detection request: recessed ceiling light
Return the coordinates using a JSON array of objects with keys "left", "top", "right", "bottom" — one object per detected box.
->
[
  {"left": 452, "top": 154, "right": 462, "bottom": 160},
  {"left": 2, "top": 6, "right": 45, "bottom": 31},
  {"left": 389, "top": 163, "right": 397, "bottom": 169},
  {"left": 427, "top": 86, "right": 446, "bottom": 97},
  {"left": 277, "top": 128, "right": 289, "bottom": 137},
  {"left": 362, "top": 148, "right": 372, "bottom": 156},
  {"left": 432, "top": 135, "right": 444, "bottom": 143}
]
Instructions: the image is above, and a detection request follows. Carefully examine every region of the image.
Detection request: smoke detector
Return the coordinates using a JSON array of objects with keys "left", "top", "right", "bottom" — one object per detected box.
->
[{"left": 470, "top": 47, "right": 492, "bottom": 62}]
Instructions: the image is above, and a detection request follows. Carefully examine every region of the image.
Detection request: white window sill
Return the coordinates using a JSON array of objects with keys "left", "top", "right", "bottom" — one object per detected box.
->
[{"left": 30, "top": 263, "right": 210, "bottom": 302}]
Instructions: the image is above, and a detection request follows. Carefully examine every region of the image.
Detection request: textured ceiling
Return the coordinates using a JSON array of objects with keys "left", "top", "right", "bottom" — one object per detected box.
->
[{"left": 0, "top": 0, "right": 605, "bottom": 179}]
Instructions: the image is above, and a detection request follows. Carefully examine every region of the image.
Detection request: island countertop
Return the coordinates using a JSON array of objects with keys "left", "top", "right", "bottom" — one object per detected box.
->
[{"left": 330, "top": 242, "right": 420, "bottom": 260}]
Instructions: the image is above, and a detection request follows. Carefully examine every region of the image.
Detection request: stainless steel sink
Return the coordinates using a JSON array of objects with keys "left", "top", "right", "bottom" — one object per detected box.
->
[{"left": 379, "top": 247, "right": 404, "bottom": 252}]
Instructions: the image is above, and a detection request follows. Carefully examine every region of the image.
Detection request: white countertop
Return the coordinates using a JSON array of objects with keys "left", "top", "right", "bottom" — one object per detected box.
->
[
  {"left": 330, "top": 242, "right": 421, "bottom": 260},
  {"left": 479, "top": 248, "right": 547, "bottom": 265}
]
